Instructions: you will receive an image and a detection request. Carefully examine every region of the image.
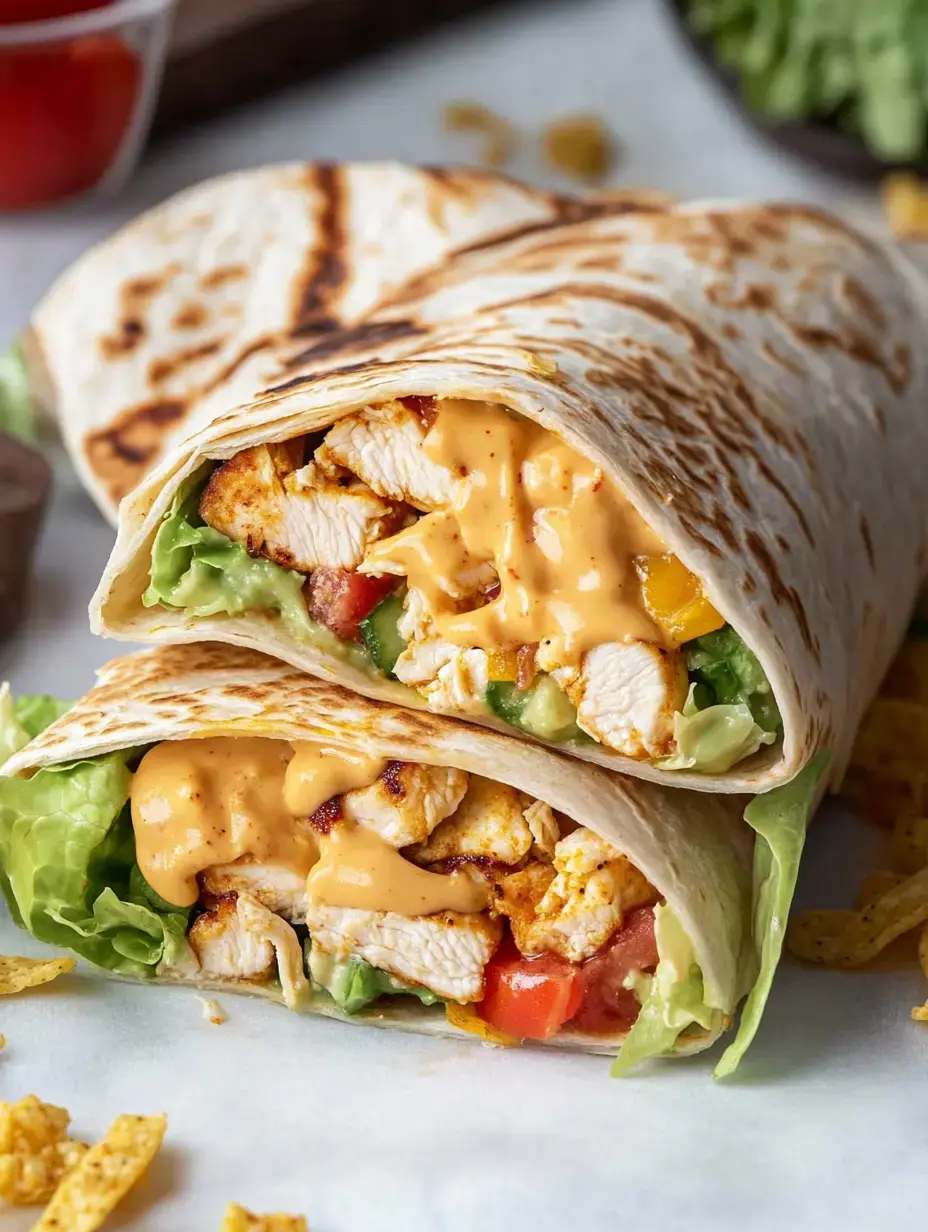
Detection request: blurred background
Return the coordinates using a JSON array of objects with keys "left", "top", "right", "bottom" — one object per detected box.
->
[{"left": 4, "top": 0, "right": 928, "bottom": 346}]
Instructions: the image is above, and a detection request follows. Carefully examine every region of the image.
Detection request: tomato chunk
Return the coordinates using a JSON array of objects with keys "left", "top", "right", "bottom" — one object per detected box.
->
[
  {"left": 306, "top": 568, "right": 395, "bottom": 641},
  {"left": 477, "top": 937, "right": 582, "bottom": 1041},
  {"left": 570, "top": 906, "right": 658, "bottom": 1035}
]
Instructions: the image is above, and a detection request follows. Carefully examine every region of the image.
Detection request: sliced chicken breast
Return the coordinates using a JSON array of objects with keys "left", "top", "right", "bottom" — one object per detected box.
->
[
  {"left": 316, "top": 401, "right": 459, "bottom": 511},
  {"left": 394, "top": 640, "right": 490, "bottom": 714},
  {"left": 553, "top": 641, "right": 688, "bottom": 759},
  {"left": 343, "top": 762, "right": 469, "bottom": 848},
  {"left": 305, "top": 903, "right": 502, "bottom": 1002},
  {"left": 495, "top": 828, "right": 657, "bottom": 963},
  {"left": 200, "top": 443, "right": 406, "bottom": 572},
  {"left": 198, "top": 859, "right": 309, "bottom": 923},
  {"left": 188, "top": 891, "right": 308, "bottom": 1006},
  {"left": 411, "top": 777, "right": 540, "bottom": 866}
]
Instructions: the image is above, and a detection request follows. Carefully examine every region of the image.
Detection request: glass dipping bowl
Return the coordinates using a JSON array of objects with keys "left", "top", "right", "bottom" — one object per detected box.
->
[{"left": 0, "top": 0, "right": 176, "bottom": 211}]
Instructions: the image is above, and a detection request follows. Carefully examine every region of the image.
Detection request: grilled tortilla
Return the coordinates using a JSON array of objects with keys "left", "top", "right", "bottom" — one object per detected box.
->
[
  {"left": 91, "top": 193, "right": 928, "bottom": 793},
  {"left": 26, "top": 162, "right": 604, "bottom": 521},
  {"left": 0, "top": 642, "right": 756, "bottom": 1068}
]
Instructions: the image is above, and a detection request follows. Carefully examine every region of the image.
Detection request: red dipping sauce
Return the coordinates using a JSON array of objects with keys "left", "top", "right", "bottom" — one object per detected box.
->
[{"left": 0, "top": 0, "right": 143, "bottom": 210}]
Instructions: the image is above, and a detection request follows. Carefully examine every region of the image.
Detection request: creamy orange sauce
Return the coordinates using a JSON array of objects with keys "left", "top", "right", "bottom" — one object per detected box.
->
[
  {"left": 306, "top": 821, "right": 489, "bottom": 915},
  {"left": 284, "top": 742, "right": 387, "bottom": 817},
  {"left": 130, "top": 736, "right": 490, "bottom": 916},
  {"left": 363, "top": 399, "right": 673, "bottom": 665},
  {"left": 131, "top": 738, "right": 317, "bottom": 908}
]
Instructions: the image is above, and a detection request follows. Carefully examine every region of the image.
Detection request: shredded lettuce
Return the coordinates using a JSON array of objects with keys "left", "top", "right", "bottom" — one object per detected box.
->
[
  {"left": 143, "top": 471, "right": 315, "bottom": 641},
  {"left": 663, "top": 626, "right": 782, "bottom": 773},
  {"left": 0, "top": 686, "right": 70, "bottom": 766},
  {"left": 308, "top": 945, "right": 442, "bottom": 1014},
  {"left": 612, "top": 904, "right": 722, "bottom": 1076},
  {"left": 714, "top": 750, "right": 830, "bottom": 1077},
  {"left": 0, "top": 737, "right": 192, "bottom": 978},
  {"left": 662, "top": 684, "right": 777, "bottom": 773},
  {"left": 0, "top": 338, "right": 35, "bottom": 442}
]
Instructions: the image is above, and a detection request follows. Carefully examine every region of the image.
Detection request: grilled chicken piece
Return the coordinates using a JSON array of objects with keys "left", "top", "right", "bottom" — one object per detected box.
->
[
  {"left": 495, "top": 828, "right": 657, "bottom": 963},
  {"left": 305, "top": 904, "right": 502, "bottom": 1002},
  {"left": 411, "top": 777, "right": 545, "bottom": 867},
  {"left": 550, "top": 641, "right": 688, "bottom": 759},
  {"left": 343, "top": 762, "right": 469, "bottom": 848},
  {"left": 199, "top": 443, "right": 406, "bottom": 572},
  {"left": 188, "top": 891, "right": 307, "bottom": 1008},
  {"left": 315, "top": 401, "right": 459, "bottom": 512},
  {"left": 521, "top": 799, "right": 560, "bottom": 862},
  {"left": 393, "top": 639, "right": 491, "bottom": 714},
  {"left": 198, "top": 859, "right": 309, "bottom": 923}
]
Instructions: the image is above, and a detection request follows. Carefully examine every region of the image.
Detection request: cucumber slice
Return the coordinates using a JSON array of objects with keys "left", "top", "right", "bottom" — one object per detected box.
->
[
  {"left": 358, "top": 594, "right": 407, "bottom": 677},
  {"left": 486, "top": 674, "right": 582, "bottom": 742}
]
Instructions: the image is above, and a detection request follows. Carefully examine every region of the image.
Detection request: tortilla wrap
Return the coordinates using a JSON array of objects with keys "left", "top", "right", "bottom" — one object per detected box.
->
[
  {"left": 0, "top": 643, "right": 752, "bottom": 1061},
  {"left": 28, "top": 162, "right": 650, "bottom": 522},
  {"left": 91, "top": 196, "right": 928, "bottom": 794}
]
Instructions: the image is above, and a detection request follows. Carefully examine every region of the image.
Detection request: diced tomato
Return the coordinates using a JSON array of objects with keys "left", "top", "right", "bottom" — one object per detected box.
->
[
  {"left": 0, "top": 1, "right": 113, "bottom": 21},
  {"left": 306, "top": 568, "right": 395, "bottom": 641},
  {"left": 477, "top": 936, "right": 583, "bottom": 1041},
  {"left": 0, "top": 34, "right": 140, "bottom": 210},
  {"left": 570, "top": 906, "right": 658, "bottom": 1035}
]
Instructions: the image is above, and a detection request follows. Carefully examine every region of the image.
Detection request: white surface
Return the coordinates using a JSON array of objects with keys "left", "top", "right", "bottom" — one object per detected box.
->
[{"left": 0, "top": 1, "right": 924, "bottom": 1228}]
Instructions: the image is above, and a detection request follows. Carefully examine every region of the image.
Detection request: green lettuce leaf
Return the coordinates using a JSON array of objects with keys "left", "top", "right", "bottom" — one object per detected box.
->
[
  {"left": 612, "top": 904, "right": 722, "bottom": 1076},
  {"left": 661, "top": 625, "right": 782, "bottom": 773},
  {"left": 143, "top": 471, "right": 315, "bottom": 641},
  {"left": 714, "top": 750, "right": 831, "bottom": 1078},
  {"left": 0, "top": 338, "right": 35, "bottom": 442},
  {"left": 0, "top": 686, "right": 70, "bottom": 767},
  {"left": 308, "top": 945, "right": 442, "bottom": 1014},
  {"left": 661, "top": 684, "right": 777, "bottom": 773},
  {"left": 0, "top": 748, "right": 191, "bottom": 977},
  {"left": 685, "top": 625, "right": 782, "bottom": 733}
]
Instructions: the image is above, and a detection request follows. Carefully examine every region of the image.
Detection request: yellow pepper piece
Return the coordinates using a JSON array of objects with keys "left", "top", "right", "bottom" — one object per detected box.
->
[
  {"left": 637, "top": 554, "right": 725, "bottom": 646},
  {"left": 445, "top": 1002, "right": 519, "bottom": 1046},
  {"left": 486, "top": 650, "right": 519, "bottom": 681}
]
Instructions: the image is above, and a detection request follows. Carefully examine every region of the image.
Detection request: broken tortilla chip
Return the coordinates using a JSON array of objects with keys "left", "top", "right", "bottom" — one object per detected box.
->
[
  {"left": 891, "top": 814, "right": 928, "bottom": 875},
  {"left": 32, "top": 1112, "right": 166, "bottom": 1231},
  {"left": 220, "top": 1202, "right": 308, "bottom": 1231},
  {"left": 789, "top": 867, "right": 928, "bottom": 967},
  {"left": 0, "top": 1095, "right": 89, "bottom": 1206},
  {"left": 0, "top": 955, "right": 74, "bottom": 995}
]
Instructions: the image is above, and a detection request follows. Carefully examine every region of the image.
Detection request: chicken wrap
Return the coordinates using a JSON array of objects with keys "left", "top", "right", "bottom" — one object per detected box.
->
[
  {"left": 0, "top": 643, "right": 820, "bottom": 1075},
  {"left": 91, "top": 196, "right": 928, "bottom": 793}
]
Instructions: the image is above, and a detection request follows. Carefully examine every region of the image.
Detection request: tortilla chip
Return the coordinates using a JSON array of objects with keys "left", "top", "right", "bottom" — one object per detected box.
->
[
  {"left": 220, "top": 1202, "right": 308, "bottom": 1231},
  {"left": 842, "top": 766, "right": 927, "bottom": 828},
  {"left": 851, "top": 699, "right": 928, "bottom": 775},
  {"left": 32, "top": 1113, "right": 166, "bottom": 1231},
  {"left": 789, "top": 868, "right": 928, "bottom": 966},
  {"left": 787, "top": 909, "right": 858, "bottom": 964},
  {"left": 891, "top": 815, "right": 928, "bottom": 874},
  {"left": 0, "top": 955, "right": 75, "bottom": 995},
  {"left": 0, "top": 1096, "right": 89, "bottom": 1206},
  {"left": 911, "top": 1003, "right": 928, "bottom": 1021},
  {"left": 856, "top": 870, "right": 907, "bottom": 909}
]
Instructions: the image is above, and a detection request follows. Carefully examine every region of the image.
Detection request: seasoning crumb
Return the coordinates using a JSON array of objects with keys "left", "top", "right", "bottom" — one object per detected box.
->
[
  {"left": 196, "top": 995, "right": 227, "bottom": 1025},
  {"left": 543, "top": 114, "right": 615, "bottom": 182},
  {"left": 443, "top": 101, "right": 515, "bottom": 168}
]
